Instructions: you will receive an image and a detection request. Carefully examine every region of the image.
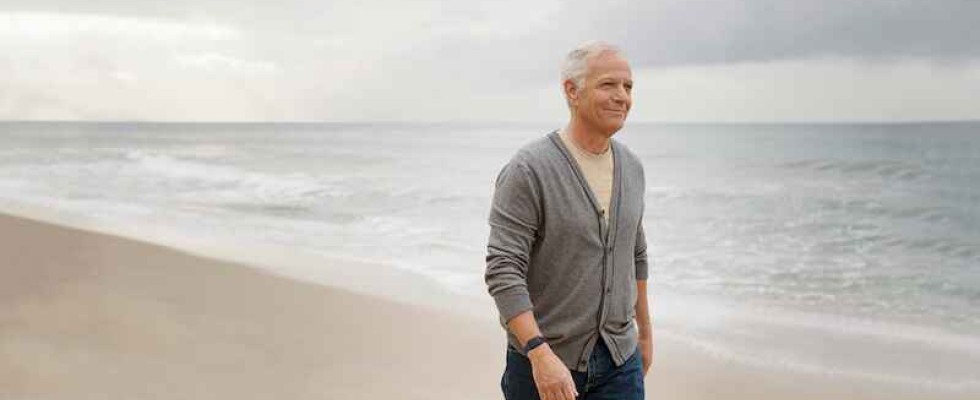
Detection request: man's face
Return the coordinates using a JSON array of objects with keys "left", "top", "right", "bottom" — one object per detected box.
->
[{"left": 568, "top": 53, "right": 633, "bottom": 137}]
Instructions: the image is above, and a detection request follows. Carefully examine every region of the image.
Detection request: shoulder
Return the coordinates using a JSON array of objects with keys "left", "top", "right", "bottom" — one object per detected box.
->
[
  {"left": 505, "top": 131, "right": 563, "bottom": 171},
  {"left": 613, "top": 140, "right": 645, "bottom": 176}
]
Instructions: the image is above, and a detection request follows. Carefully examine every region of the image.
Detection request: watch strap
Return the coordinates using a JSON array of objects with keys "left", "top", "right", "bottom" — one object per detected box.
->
[{"left": 524, "top": 336, "right": 547, "bottom": 353}]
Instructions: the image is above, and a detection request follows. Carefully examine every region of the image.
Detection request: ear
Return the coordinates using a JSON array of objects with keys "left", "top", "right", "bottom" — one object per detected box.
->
[{"left": 563, "top": 80, "right": 579, "bottom": 106}]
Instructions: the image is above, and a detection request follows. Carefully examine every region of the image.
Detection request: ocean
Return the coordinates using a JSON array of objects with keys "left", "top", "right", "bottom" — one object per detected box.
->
[{"left": 1, "top": 120, "right": 978, "bottom": 390}]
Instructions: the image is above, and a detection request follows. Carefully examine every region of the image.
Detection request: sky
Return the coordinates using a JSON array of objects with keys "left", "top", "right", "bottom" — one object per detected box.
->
[{"left": 1, "top": 0, "right": 978, "bottom": 123}]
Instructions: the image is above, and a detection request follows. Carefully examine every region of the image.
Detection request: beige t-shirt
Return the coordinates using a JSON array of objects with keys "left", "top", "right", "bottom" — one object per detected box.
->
[{"left": 559, "top": 129, "right": 614, "bottom": 222}]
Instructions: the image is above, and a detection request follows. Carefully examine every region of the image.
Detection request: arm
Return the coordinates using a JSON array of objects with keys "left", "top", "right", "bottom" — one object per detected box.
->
[
  {"left": 485, "top": 160, "right": 578, "bottom": 400},
  {"left": 485, "top": 161, "right": 538, "bottom": 324},
  {"left": 634, "top": 217, "right": 654, "bottom": 375},
  {"left": 635, "top": 279, "right": 653, "bottom": 375}
]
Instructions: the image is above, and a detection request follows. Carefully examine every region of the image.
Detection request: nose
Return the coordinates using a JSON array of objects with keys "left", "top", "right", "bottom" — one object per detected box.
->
[{"left": 611, "top": 86, "right": 628, "bottom": 103}]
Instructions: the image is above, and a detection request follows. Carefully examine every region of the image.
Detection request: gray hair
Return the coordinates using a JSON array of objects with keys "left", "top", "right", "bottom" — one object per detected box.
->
[{"left": 560, "top": 41, "right": 624, "bottom": 90}]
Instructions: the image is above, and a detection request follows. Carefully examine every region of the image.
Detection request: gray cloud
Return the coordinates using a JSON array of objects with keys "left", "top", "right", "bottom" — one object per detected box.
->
[
  {"left": 595, "top": 0, "right": 980, "bottom": 67},
  {"left": 7, "top": 1, "right": 977, "bottom": 71},
  {"left": 335, "top": 0, "right": 980, "bottom": 90},
  {"left": 429, "top": 0, "right": 980, "bottom": 81},
  {"left": 1, "top": 0, "right": 978, "bottom": 121}
]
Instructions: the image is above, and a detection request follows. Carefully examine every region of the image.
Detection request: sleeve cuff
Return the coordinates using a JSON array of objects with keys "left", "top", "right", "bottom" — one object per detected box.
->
[
  {"left": 493, "top": 287, "right": 533, "bottom": 323},
  {"left": 635, "top": 259, "right": 649, "bottom": 281}
]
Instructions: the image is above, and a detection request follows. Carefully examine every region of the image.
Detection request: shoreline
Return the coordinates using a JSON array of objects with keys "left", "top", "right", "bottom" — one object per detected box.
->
[
  {"left": 1, "top": 209, "right": 977, "bottom": 399},
  {"left": 0, "top": 200, "right": 494, "bottom": 318}
]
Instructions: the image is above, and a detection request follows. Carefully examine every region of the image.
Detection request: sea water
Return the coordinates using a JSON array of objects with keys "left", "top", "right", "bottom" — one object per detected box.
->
[{"left": 1, "top": 121, "right": 978, "bottom": 390}]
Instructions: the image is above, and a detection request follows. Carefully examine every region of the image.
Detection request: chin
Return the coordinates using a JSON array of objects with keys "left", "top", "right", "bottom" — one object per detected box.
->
[{"left": 601, "top": 119, "right": 626, "bottom": 136}]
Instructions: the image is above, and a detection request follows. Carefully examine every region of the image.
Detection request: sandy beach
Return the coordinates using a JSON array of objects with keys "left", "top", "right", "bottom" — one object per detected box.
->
[
  {"left": 1, "top": 211, "right": 976, "bottom": 399},
  {"left": 0, "top": 211, "right": 505, "bottom": 399}
]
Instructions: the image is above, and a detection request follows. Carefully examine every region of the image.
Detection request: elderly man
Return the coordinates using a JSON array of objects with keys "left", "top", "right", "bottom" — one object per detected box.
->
[{"left": 485, "top": 41, "right": 652, "bottom": 400}]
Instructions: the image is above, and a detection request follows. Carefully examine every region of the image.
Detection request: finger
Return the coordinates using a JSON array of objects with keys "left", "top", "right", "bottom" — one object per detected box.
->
[
  {"left": 553, "top": 387, "right": 568, "bottom": 400},
  {"left": 560, "top": 383, "right": 577, "bottom": 400},
  {"left": 568, "top": 378, "right": 581, "bottom": 398}
]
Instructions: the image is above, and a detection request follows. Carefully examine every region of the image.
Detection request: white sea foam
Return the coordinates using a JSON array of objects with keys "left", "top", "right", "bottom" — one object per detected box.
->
[
  {"left": 655, "top": 292, "right": 980, "bottom": 392},
  {"left": 121, "top": 149, "right": 348, "bottom": 211}
]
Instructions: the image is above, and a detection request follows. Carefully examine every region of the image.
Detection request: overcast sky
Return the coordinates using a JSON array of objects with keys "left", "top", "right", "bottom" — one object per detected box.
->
[{"left": 1, "top": 0, "right": 978, "bottom": 122}]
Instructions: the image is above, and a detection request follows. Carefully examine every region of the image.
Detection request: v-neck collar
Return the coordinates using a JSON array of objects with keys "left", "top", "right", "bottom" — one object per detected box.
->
[{"left": 548, "top": 130, "right": 622, "bottom": 244}]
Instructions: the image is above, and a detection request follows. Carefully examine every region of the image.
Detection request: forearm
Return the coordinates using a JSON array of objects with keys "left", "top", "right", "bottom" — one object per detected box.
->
[
  {"left": 635, "top": 279, "right": 653, "bottom": 338},
  {"left": 507, "top": 309, "right": 544, "bottom": 347}
]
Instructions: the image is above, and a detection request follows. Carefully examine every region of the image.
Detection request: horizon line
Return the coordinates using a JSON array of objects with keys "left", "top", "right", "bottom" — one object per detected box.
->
[{"left": 2, "top": 119, "right": 979, "bottom": 126}]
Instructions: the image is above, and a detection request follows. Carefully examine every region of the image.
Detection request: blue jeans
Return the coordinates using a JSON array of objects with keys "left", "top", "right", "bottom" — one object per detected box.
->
[{"left": 501, "top": 339, "right": 645, "bottom": 400}]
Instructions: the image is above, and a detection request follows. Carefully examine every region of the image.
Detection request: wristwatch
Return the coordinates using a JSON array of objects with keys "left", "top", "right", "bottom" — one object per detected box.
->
[{"left": 524, "top": 336, "right": 547, "bottom": 354}]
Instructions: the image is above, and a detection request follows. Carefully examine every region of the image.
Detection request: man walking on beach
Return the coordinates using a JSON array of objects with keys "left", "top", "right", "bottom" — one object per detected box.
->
[{"left": 485, "top": 41, "right": 652, "bottom": 400}]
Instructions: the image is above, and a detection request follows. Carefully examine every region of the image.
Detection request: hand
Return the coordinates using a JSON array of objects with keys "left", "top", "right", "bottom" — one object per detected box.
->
[
  {"left": 638, "top": 334, "right": 653, "bottom": 376},
  {"left": 528, "top": 343, "right": 579, "bottom": 400}
]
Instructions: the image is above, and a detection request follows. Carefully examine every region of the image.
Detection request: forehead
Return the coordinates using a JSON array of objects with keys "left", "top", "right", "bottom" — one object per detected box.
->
[{"left": 587, "top": 53, "right": 632, "bottom": 81}]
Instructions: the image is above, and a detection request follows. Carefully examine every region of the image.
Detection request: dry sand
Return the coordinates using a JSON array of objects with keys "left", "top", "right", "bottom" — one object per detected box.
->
[
  {"left": 1, "top": 211, "right": 974, "bottom": 399},
  {"left": 0, "top": 212, "right": 504, "bottom": 399}
]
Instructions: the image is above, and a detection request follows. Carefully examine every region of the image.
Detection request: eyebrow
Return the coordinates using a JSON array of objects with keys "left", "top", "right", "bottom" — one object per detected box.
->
[{"left": 598, "top": 78, "right": 633, "bottom": 85}]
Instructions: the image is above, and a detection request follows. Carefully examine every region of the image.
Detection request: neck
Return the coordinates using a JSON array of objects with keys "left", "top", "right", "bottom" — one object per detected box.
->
[{"left": 564, "top": 119, "right": 610, "bottom": 155}]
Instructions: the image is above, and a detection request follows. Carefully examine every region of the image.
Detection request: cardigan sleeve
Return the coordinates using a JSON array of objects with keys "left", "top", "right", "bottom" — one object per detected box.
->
[
  {"left": 633, "top": 159, "right": 649, "bottom": 281},
  {"left": 634, "top": 215, "right": 649, "bottom": 280},
  {"left": 484, "top": 158, "right": 541, "bottom": 323}
]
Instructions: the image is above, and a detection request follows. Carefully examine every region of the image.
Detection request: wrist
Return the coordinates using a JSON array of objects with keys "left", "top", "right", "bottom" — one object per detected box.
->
[
  {"left": 638, "top": 322, "right": 653, "bottom": 339},
  {"left": 527, "top": 342, "right": 552, "bottom": 362},
  {"left": 523, "top": 335, "right": 547, "bottom": 353}
]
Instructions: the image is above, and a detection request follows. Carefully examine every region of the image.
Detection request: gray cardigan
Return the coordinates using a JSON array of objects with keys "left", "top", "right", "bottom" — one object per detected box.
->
[{"left": 485, "top": 130, "right": 648, "bottom": 372}]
